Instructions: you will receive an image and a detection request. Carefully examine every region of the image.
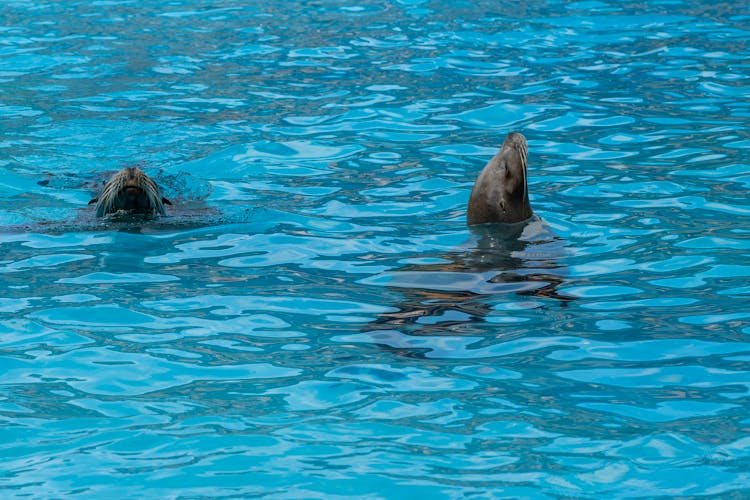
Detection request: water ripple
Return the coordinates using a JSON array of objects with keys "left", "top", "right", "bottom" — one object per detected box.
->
[{"left": 1, "top": 0, "right": 750, "bottom": 497}]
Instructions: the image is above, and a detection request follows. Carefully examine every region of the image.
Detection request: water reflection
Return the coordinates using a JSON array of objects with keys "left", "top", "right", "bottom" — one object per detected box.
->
[{"left": 365, "top": 216, "right": 573, "bottom": 340}]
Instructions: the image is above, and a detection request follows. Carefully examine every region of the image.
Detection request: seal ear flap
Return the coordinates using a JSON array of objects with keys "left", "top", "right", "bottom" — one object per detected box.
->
[
  {"left": 162, "top": 197, "right": 172, "bottom": 206},
  {"left": 88, "top": 197, "right": 98, "bottom": 205}
]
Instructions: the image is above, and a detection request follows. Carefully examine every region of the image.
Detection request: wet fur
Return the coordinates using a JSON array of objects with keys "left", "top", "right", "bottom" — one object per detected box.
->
[
  {"left": 88, "top": 167, "right": 171, "bottom": 217},
  {"left": 467, "top": 132, "right": 532, "bottom": 225}
]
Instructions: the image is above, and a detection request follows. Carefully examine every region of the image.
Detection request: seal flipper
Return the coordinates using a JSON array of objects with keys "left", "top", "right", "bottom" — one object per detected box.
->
[
  {"left": 88, "top": 197, "right": 98, "bottom": 205},
  {"left": 162, "top": 197, "right": 172, "bottom": 205}
]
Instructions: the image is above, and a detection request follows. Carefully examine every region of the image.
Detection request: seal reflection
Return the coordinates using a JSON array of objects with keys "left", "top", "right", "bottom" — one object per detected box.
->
[{"left": 365, "top": 217, "right": 574, "bottom": 348}]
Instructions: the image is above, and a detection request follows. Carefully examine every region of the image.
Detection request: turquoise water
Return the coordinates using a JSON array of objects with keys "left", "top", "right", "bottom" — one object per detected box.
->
[{"left": 2, "top": 0, "right": 750, "bottom": 497}]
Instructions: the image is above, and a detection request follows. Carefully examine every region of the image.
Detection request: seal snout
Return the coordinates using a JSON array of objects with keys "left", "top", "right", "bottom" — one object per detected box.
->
[
  {"left": 89, "top": 166, "right": 171, "bottom": 218},
  {"left": 505, "top": 132, "right": 527, "bottom": 145}
]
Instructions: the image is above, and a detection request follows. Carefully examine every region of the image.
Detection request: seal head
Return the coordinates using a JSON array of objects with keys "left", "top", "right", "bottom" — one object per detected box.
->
[
  {"left": 467, "top": 132, "right": 532, "bottom": 226},
  {"left": 88, "top": 167, "right": 172, "bottom": 217}
]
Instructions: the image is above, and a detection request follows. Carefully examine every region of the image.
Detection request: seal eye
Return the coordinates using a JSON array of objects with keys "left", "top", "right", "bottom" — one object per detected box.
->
[
  {"left": 498, "top": 160, "right": 508, "bottom": 176},
  {"left": 502, "top": 161, "right": 511, "bottom": 178}
]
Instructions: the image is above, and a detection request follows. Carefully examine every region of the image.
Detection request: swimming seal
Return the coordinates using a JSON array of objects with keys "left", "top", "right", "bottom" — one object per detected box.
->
[
  {"left": 88, "top": 167, "right": 172, "bottom": 217},
  {"left": 467, "top": 132, "right": 532, "bottom": 225}
]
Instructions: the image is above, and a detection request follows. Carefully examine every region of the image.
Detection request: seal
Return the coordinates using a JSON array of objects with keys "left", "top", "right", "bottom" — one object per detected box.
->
[
  {"left": 88, "top": 167, "right": 172, "bottom": 217},
  {"left": 467, "top": 132, "right": 532, "bottom": 226}
]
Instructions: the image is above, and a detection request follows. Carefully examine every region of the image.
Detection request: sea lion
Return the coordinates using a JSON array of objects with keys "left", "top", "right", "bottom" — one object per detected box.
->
[
  {"left": 88, "top": 167, "right": 172, "bottom": 217},
  {"left": 467, "top": 132, "right": 532, "bottom": 225}
]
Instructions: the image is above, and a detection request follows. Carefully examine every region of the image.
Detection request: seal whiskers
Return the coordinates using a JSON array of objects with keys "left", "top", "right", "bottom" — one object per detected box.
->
[{"left": 89, "top": 167, "right": 172, "bottom": 217}]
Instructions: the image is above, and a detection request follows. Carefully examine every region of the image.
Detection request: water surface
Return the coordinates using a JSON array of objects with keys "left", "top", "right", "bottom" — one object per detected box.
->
[{"left": 1, "top": 1, "right": 749, "bottom": 498}]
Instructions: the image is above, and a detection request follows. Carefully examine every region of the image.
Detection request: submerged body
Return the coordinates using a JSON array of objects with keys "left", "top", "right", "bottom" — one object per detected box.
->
[
  {"left": 89, "top": 167, "right": 171, "bottom": 217},
  {"left": 467, "top": 132, "right": 532, "bottom": 225}
]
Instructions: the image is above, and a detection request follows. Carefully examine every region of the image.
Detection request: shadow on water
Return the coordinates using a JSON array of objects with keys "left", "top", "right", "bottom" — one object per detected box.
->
[{"left": 364, "top": 216, "right": 574, "bottom": 344}]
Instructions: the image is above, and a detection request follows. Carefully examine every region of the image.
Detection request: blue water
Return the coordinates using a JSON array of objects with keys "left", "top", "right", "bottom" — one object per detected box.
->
[{"left": 2, "top": 1, "right": 749, "bottom": 498}]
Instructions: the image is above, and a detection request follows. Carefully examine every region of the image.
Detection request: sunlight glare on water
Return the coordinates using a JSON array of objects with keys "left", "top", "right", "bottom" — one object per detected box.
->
[{"left": 1, "top": 0, "right": 749, "bottom": 498}]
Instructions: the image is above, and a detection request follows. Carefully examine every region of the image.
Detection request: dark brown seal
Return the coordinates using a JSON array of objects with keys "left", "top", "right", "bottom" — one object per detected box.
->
[
  {"left": 467, "top": 132, "right": 532, "bottom": 225},
  {"left": 88, "top": 167, "right": 172, "bottom": 217}
]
